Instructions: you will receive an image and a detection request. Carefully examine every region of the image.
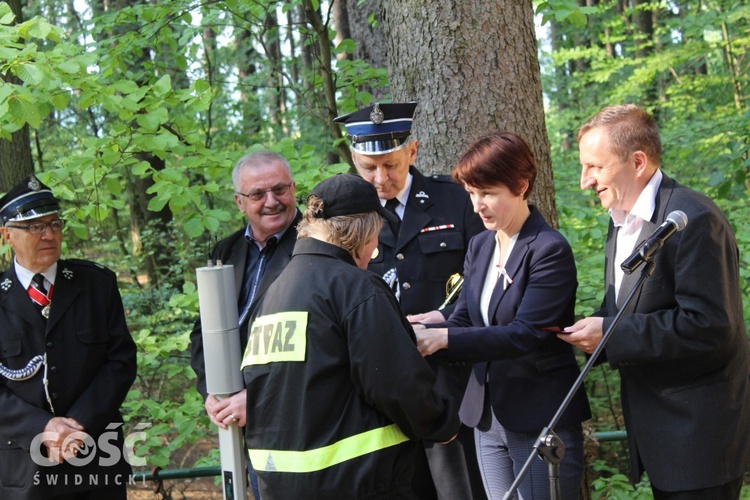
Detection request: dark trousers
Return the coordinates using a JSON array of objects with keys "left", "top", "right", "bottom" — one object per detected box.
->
[
  {"left": 651, "top": 475, "right": 743, "bottom": 500},
  {"left": 53, "top": 483, "right": 127, "bottom": 500},
  {"left": 412, "top": 425, "right": 487, "bottom": 500}
]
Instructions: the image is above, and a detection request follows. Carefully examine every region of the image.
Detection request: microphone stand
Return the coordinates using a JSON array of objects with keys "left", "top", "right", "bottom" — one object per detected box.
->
[{"left": 502, "top": 260, "right": 656, "bottom": 500}]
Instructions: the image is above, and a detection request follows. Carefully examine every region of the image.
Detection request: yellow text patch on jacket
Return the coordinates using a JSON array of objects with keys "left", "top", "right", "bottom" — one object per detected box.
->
[{"left": 241, "top": 311, "right": 308, "bottom": 366}]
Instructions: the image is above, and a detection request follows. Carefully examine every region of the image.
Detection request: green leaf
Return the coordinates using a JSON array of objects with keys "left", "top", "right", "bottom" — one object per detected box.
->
[
  {"left": 49, "top": 92, "right": 69, "bottom": 110},
  {"left": 113, "top": 79, "right": 140, "bottom": 94},
  {"left": 0, "top": 3, "right": 15, "bottom": 25},
  {"left": 152, "top": 74, "right": 172, "bottom": 97},
  {"left": 334, "top": 39, "right": 357, "bottom": 54},
  {"left": 183, "top": 217, "right": 204, "bottom": 238},
  {"left": 15, "top": 63, "right": 44, "bottom": 85},
  {"left": 136, "top": 108, "right": 168, "bottom": 130},
  {"left": 147, "top": 194, "right": 169, "bottom": 212},
  {"left": 567, "top": 10, "right": 588, "bottom": 28},
  {"left": 106, "top": 176, "right": 122, "bottom": 196}
]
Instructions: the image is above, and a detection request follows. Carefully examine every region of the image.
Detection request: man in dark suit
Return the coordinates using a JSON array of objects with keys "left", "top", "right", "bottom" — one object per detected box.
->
[
  {"left": 0, "top": 175, "right": 137, "bottom": 499},
  {"left": 190, "top": 149, "right": 300, "bottom": 498},
  {"left": 334, "top": 103, "right": 486, "bottom": 500},
  {"left": 562, "top": 104, "right": 750, "bottom": 499}
]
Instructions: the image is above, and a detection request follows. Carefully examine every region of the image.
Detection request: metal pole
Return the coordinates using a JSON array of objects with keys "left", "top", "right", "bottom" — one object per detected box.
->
[{"left": 196, "top": 263, "right": 248, "bottom": 500}]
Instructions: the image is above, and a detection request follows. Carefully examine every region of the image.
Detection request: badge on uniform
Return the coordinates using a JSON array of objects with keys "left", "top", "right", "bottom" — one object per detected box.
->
[
  {"left": 369, "top": 103, "right": 384, "bottom": 124},
  {"left": 62, "top": 267, "right": 73, "bottom": 280},
  {"left": 420, "top": 224, "right": 455, "bottom": 233},
  {"left": 1, "top": 278, "right": 11, "bottom": 292}
]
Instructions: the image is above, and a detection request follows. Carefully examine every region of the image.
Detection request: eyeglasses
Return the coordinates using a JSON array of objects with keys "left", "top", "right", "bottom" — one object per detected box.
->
[
  {"left": 236, "top": 182, "right": 294, "bottom": 202},
  {"left": 6, "top": 219, "right": 66, "bottom": 235}
]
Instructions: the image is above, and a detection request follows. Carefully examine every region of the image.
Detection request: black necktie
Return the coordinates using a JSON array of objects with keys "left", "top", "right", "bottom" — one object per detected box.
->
[
  {"left": 385, "top": 198, "right": 401, "bottom": 235},
  {"left": 32, "top": 274, "right": 47, "bottom": 294},
  {"left": 28, "top": 274, "right": 51, "bottom": 317}
]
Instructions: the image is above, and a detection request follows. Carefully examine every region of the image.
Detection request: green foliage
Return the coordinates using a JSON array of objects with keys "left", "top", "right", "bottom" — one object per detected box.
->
[
  {"left": 590, "top": 462, "right": 653, "bottom": 499},
  {"left": 535, "top": 0, "right": 597, "bottom": 29},
  {"left": 0, "top": 0, "right": 382, "bottom": 480}
]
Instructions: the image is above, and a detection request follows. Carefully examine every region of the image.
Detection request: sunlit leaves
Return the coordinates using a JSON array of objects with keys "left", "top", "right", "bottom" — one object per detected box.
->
[{"left": 535, "top": 0, "right": 596, "bottom": 29}]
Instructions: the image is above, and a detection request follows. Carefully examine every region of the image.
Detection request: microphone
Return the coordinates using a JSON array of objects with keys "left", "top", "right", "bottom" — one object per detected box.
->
[{"left": 621, "top": 210, "right": 688, "bottom": 274}]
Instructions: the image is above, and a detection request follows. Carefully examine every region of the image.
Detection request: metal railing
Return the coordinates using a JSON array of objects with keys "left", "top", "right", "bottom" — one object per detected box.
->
[{"left": 132, "top": 430, "right": 628, "bottom": 482}]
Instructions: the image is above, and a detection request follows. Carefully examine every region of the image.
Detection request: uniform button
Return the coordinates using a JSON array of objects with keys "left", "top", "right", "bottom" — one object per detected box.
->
[
  {"left": 50, "top": 366, "right": 57, "bottom": 374},
  {"left": 46, "top": 341, "right": 54, "bottom": 348},
  {"left": 6, "top": 441, "right": 11, "bottom": 445},
  {"left": 396, "top": 253, "right": 405, "bottom": 261},
  {"left": 402, "top": 282, "right": 411, "bottom": 290},
  {"left": 439, "top": 242, "right": 447, "bottom": 248}
]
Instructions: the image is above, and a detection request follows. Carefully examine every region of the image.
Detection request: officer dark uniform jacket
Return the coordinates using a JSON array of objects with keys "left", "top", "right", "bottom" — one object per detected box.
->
[
  {"left": 368, "top": 165, "right": 483, "bottom": 317},
  {"left": 241, "top": 174, "right": 459, "bottom": 500},
  {"left": 336, "top": 104, "right": 486, "bottom": 500},
  {"left": 334, "top": 103, "right": 484, "bottom": 318},
  {"left": 0, "top": 176, "right": 137, "bottom": 499}
]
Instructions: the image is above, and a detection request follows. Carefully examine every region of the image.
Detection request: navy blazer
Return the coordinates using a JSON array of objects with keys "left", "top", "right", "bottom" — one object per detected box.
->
[
  {"left": 598, "top": 174, "right": 750, "bottom": 491},
  {"left": 436, "top": 207, "right": 591, "bottom": 434},
  {"left": 190, "top": 210, "right": 302, "bottom": 399}
]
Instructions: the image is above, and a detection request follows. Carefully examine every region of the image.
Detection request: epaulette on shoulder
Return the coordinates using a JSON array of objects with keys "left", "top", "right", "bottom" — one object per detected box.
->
[
  {"left": 429, "top": 173, "right": 454, "bottom": 183},
  {"left": 65, "top": 258, "right": 116, "bottom": 276}
]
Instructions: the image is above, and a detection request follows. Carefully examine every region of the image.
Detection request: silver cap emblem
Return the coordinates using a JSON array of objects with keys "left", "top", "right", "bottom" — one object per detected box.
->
[{"left": 370, "top": 103, "right": 384, "bottom": 124}]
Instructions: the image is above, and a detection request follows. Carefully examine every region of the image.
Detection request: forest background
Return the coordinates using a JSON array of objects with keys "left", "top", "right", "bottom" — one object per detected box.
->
[{"left": 0, "top": 0, "right": 748, "bottom": 498}]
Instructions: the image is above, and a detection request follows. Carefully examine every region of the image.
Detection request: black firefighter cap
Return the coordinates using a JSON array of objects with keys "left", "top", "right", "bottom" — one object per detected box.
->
[
  {"left": 333, "top": 102, "right": 417, "bottom": 155},
  {"left": 309, "top": 174, "right": 399, "bottom": 224},
  {"left": 0, "top": 175, "right": 60, "bottom": 225}
]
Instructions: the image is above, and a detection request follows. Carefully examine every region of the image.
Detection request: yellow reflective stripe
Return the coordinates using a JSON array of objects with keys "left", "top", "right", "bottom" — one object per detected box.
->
[{"left": 248, "top": 424, "right": 409, "bottom": 473}]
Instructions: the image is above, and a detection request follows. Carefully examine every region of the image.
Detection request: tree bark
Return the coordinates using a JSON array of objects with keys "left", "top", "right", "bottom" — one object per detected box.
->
[
  {"left": 0, "top": 0, "right": 34, "bottom": 192},
  {"left": 380, "top": 0, "right": 558, "bottom": 226},
  {"left": 303, "top": 0, "right": 352, "bottom": 167},
  {"left": 345, "top": 0, "right": 389, "bottom": 101},
  {"left": 264, "top": 9, "right": 286, "bottom": 131},
  {"left": 106, "top": 0, "right": 176, "bottom": 288}
]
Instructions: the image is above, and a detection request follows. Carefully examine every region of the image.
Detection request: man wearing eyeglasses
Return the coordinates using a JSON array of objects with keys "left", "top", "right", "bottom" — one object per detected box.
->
[
  {"left": 190, "top": 149, "right": 301, "bottom": 499},
  {"left": 0, "top": 175, "right": 137, "bottom": 499}
]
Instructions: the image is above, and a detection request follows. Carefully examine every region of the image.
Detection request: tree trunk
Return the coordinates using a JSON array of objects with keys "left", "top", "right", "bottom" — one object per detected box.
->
[
  {"left": 106, "top": 0, "right": 176, "bottom": 288},
  {"left": 380, "top": 0, "right": 558, "bottom": 226},
  {"left": 0, "top": 0, "right": 34, "bottom": 192},
  {"left": 332, "top": 0, "right": 351, "bottom": 61},
  {"left": 264, "top": 9, "right": 286, "bottom": 132},
  {"left": 345, "top": 0, "right": 390, "bottom": 101},
  {"left": 632, "top": 0, "right": 659, "bottom": 114},
  {"left": 303, "top": 0, "right": 352, "bottom": 167}
]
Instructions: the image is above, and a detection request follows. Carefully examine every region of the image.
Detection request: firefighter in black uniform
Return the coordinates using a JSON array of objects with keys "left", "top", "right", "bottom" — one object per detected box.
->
[
  {"left": 241, "top": 174, "right": 459, "bottom": 499},
  {"left": 334, "top": 103, "right": 486, "bottom": 499},
  {"left": 0, "top": 176, "right": 136, "bottom": 499}
]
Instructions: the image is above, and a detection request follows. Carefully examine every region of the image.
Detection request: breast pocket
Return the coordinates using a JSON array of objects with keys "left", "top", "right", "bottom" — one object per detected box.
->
[
  {"left": 0, "top": 441, "right": 34, "bottom": 489},
  {"left": 76, "top": 328, "right": 108, "bottom": 344},
  {"left": 0, "top": 338, "right": 22, "bottom": 360},
  {"left": 417, "top": 231, "right": 466, "bottom": 283}
]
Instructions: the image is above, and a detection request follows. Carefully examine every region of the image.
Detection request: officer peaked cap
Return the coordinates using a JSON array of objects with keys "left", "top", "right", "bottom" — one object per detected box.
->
[
  {"left": 333, "top": 102, "right": 418, "bottom": 155},
  {"left": 0, "top": 175, "right": 60, "bottom": 225}
]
